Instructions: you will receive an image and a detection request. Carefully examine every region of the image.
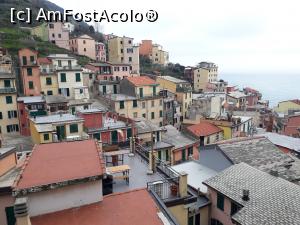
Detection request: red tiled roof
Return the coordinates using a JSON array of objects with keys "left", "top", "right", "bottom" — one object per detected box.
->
[
  {"left": 14, "top": 140, "right": 103, "bottom": 190},
  {"left": 126, "top": 76, "right": 157, "bottom": 86},
  {"left": 291, "top": 99, "right": 300, "bottom": 105},
  {"left": 187, "top": 121, "right": 223, "bottom": 137},
  {"left": 31, "top": 189, "right": 164, "bottom": 225},
  {"left": 37, "top": 57, "right": 52, "bottom": 64}
]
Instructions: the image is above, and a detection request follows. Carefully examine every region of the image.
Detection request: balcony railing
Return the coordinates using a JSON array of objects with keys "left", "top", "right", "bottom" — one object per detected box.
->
[
  {"left": 147, "top": 177, "right": 180, "bottom": 201},
  {"left": 0, "top": 87, "right": 16, "bottom": 94}
]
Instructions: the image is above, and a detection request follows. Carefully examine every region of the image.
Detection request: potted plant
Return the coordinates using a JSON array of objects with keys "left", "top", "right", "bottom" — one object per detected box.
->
[{"left": 170, "top": 184, "right": 178, "bottom": 196}]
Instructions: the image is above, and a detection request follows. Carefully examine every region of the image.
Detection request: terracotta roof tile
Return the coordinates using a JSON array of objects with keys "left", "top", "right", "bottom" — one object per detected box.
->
[
  {"left": 126, "top": 76, "right": 157, "bottom": 86},
  {"left": 14, "top": 140, "right": 103, "bottom": 190},
  {"left": 31, "top": 189, "right": 164, "bottom": 225},
  {"left": 187, "top": 121, "right": 223, "bottom": 137},
  {"left": 37, "top": 57, "right": 52, "bottom": 65}
]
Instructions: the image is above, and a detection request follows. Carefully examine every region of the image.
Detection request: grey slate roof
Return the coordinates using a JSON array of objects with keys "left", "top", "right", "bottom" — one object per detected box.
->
[
  {"left": 159, "top": 76, "right": 189, "bottom": 84},
  {"left": 162, "top": 125, "right": 197, "bottom": 149},
  {"left": 216, "top": 137, "right": 300, "bottom": 182},
  {"left": 31, "top": 114, "right": 84, "bottom": 124},
  {"left": 135, "top": 119, "right": 162, "bottom": 134},
  {"left": 45, "top": 95, "right": 68, "bottom": 104},
  {"left": 203, "top": 163, "right": 300, "bottom": 225}
]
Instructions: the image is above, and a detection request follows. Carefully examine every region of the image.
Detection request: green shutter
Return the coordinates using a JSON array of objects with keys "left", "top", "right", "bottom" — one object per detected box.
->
[
  {"left": 70, "top": 124, "right": 78, "bottom": 133},
  {"left": 44, "top": 133, "right": 49, "bottom": 141},
  {"left": 139, "top": 88, "right": 143, "bottom": 98},
  {"left": 120, "top": 101, "right": 125, "bottom": 109},
  {"left": 6, "top": 96, "right": 12, "bottom": 104},
  {"left": 159, "top": 110, "right": 163, "bottom": 117},
  {"left": 4, "top": 80, "right": 11, "bottom": 87},
  {"left": 28, "top": 81, "right": 34, "bottom": 89},
  {"left": 133, "top": 100, "right": 137, "bottom": 107},
  {"left": 27, "top": 68, "right": 32, "bottom": 76},
  {"left": 61, "top": 73, "right": 66, "bottom": 82},
  {"left": 75, "top": 73, "right": 81, "bottom": 82},
  {"left": 46, "top": 77, "right": 52, "bottom": 85},
  {"left": 217, "top": 193, "right": 224, "bottom": 211}
]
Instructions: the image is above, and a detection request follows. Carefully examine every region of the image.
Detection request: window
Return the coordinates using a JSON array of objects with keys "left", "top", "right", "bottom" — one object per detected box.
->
[
  {"left": 217, "top": 193, "right": 224, "bottom": 211},
  {"left": 8, "top": 111, "right": 17, "bottom": 119},
  {"left": 121, "top": 57, "right": 124, "bottom": 61},
  {"left": 44, "top": 133, "right": 49, "bottom": 141},
  {"left": 30, "top": 55, "right": 35, "bottom": 62},
  {"left": 129, "top": 57, "right": 132, "bottom": 62},
  {"left": 151, "top": 100, "right": 155, "bottom": 107},
  {"left": 84, "top": 48, "right": 86, "bottom": 52},
  {"left": 153, "top": 86, "right": 156, "bottom": 95},
  {"left": 0, "top": 112, "right": 2, "bottom": 119},
  {"left": 22, "top": 56, "right": 27, "bottom": 65},
  {"left": 121, "top": 49, "right": 123, "bottom": 53},
  {"left": 133, "top": 112, "right": 138, "bottom": 118},
  {"left": 4, "top": 80, "right": 11, "bottom": 87},
  {"left": 46, "top": 77, "right": 52, "bottom": 85},
  {"left": 52, "top": 33, "right": 55, "bottom": 38},
  {"left": 142, "top": 113, "right": 146, "bottom": 118},
  {"left": 60, "top": 73, "right": 66, "bottom": 82},
  {"left": 6, "top": 124, "right": 19, "bottom": 133},
  {"left": 139, "top": 88, "right": 143, "bottom": 98},
  {"left": 58, "top": 33, "right": 61, "bottom": 38},
  {"left": 28, "top": 81, "right": 34, "bottom": 89},
  {"left": 231, "top": 202, "right": 240, "bottom": 215},
  {"left": 133, "top": 100, "right": 137, "bottom": 108},
  {"left": 27, "top": 68, "right": 32, "bottom": 76},
  {"left": 47, "top": 90, "right": 53, "bottom": 95},
  {"left": 207, "top": 136, "right": 210, "bottom": 144},
  {"left": 75, "top": 73, "right": 81, "bottom": 82},
  {"left": 128, "top": 40, "right": 132, "bottom": 44},
  {"left": 120, "top": 41, "right": 123, "bottom": 44},
  {"left": 70, "top": 124, "right": 78, "bottom": 133},
  {"left": 188, "top": 146, "right": 193, "bottom": 156},
  {"left": 83, "top": 40, "right": 86, "bottom": 44},
  {"left": 160, "top": 99, "right": 163, "bottom": 106},
  {"left": 120, "top": 101, "right": 125, "bottom": 109},
  {"left": 49, "top": 24, "right": 54, "bottom": 28},
  {"left": 58, "top": 60, "right": 62, "bottom": 67},
  {"left": 6, "top": 96, "right": 12, "bottom": 104},
  {"left": 159, "top": 110, "right": 163, "bottom": 117},
  {"left": 151, "top": 112, "right": 155, "bottom": 119},
  {"left": 142, "top": 102, "right": 146, "bottom": 108}
]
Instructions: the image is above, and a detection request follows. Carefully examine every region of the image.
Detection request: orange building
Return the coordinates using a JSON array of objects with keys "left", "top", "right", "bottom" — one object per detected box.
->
[
  {"left": 139, "top": 40, "right": 153, "bottom": 56},
  {"left": 18, "top": 49, "right": 41, "bottom": 96}
]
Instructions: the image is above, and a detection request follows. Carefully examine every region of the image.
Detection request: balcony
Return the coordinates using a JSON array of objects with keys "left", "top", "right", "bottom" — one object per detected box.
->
[
  {"left": 0, "top": 87, "right": 16, "bottom": 94},
  {"left": 29, "top": 110, "right": 47, "bottom": 117},
  {"left": 176, "top": 86, "right": 192, "bottom": 93},
  {"left": 147, "top": 177, "right": 180, "bottom": 201}
]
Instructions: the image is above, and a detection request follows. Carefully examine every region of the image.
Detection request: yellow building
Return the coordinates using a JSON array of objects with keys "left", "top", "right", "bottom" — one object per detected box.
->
[
  {"left": 274, "top": 99, "right": 300, "bottom": 114},
  {"left": 108, "top": 36, "right": 140, "bottom": 74},
  {"left": 29, "top": 113, "right": 87, "bottom": 144},
  {"left": 193, "top": 62, "right": 218, "bottom": 92},
  {"left": 0, "top": 71, "right": 19, "bottom": 135},
  {"left": 104, "top": 76, "right": 164, "bottom": 126},
  {"left": 157, "top": 76, "right": 192, "bottom": 119},
  {"left": 151, "top": 44, "right": 169, "bottom": 66},
  {"left": 38, "top": 57, "right": 59, "bottom": 96}
]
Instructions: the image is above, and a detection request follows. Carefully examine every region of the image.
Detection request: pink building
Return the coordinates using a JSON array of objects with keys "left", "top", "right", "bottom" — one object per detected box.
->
[
  {"left": 139, "top": 40, "right": 153, "bottom": 56},
  {"left": 69, "top": 35, "right": 96, "bottom": 60},
  {"left": 48, "top": 22, "right": 70, "bottom": 50},
  {"left": 283, "top": 114, "right": 300, "bottom": 137},
  {"left": 95, "top": 42, "right": 106, "bottom": 62}
]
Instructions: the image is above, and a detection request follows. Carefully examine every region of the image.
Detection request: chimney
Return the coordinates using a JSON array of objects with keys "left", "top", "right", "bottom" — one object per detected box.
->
[
  {"left": 242, "top": 189, "right": 249, "bottom": 201},
  {"left": 14, "top": 197, "right": 31, "bottom": 225},
  {"left": 179, "top": 171, "right": 188, "bottom": 198}
]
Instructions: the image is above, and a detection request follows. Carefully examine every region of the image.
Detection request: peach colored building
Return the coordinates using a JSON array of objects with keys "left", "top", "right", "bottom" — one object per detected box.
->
[
  {"left": 0, "top": 147, "right": 19, "bottom": 225},
  {"left": 48, "top": 22, "right": 70, "bottom": 50},
  {"left": 18, "top": 48, "right": 41, "bottom": 96},
  {"left": 70, "top": 35, "right": 96, "bottom": 60}
]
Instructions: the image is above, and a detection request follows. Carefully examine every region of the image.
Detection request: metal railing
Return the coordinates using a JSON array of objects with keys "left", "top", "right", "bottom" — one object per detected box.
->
[
  {"left": 147, "top": 177, "right": 180, "bottom": 201},
  {"left": 0, "top": 87, "right": 16, "bottom": 93}
]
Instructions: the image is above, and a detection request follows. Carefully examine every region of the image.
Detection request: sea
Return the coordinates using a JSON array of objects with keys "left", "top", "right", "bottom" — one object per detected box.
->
[{"left": 220, "top": 73, "right": 300, "bottom": 107}]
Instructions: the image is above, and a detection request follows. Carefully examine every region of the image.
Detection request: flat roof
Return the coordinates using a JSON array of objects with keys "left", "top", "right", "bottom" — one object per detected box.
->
[
  {"left": 0, "top": 146, "right": 16, "bottom": 159},
  {"left": 14, "top": 140, "right": 104, "bottom": 191},
  {"left": 109, "top": 94, "right": 137, "bottom": 101},
  {"left": 17, "top": 96, "right": 45, "bottom": 104},
  {"left": 31, "top": 189, "right": 167, "bottom": 225},
  {"left": 204, "top": 163, "right": 300, "bottom": 225},
  {"left": 158, "top": 76, "right": 189, "bottom": 84},
  {"left": 31, "top": 114, "right": 84, "bottom": 124},
  {"left": 172, "top": 161, "right": 217, "bottom": 193},
  {"left": 227, "top": 91, "right": 247, "bottom": 99}
]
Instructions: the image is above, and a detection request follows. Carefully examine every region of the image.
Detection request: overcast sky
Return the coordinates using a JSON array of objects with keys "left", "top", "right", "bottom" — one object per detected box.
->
[{"left": 51, "top": 0, "right": 300, "bottom": 74}]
